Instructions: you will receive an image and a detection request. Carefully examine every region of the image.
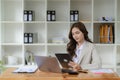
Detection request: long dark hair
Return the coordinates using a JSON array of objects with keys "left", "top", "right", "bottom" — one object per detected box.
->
[{"left": 67, "top": 22, "right": 92, "bottom": 57}]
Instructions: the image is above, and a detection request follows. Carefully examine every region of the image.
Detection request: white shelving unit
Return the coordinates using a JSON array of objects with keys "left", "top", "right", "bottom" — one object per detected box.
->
[{"left": 0, "top": 0, "right": 120, "bottom": 75}]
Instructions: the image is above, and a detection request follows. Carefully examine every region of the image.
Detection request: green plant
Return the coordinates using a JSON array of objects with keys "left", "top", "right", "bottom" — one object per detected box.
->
[{"left": 0, "top": 60, "right": 6, "bottom": 74}]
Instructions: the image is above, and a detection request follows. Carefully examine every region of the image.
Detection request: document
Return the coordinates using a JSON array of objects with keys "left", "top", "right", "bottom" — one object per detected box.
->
[
  {"left": 90, "top": 69, "right": 113, "bottom": 74},
  {"left": 13, "top": 65, "right": 38, "bottom": 73}
]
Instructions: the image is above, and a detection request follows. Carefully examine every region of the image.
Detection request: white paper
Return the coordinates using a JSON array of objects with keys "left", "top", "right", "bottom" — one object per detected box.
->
[
  {"left": 90, "top": 69, "right": 113, "bottom": 73},
  {"left": 13, "top": 65, "right": 38, "bottom": 73}
]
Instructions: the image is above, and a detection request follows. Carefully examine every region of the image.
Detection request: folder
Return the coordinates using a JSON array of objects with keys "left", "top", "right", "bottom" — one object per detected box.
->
[
  {"left": 109, "top": 25, "right": 113, "bottom": 43},
  {"left": 104, "top": 24, "right": 109, "bottom": 43},
  {"left": 100, "top": 25, "right": 104, "bottom": 43}
]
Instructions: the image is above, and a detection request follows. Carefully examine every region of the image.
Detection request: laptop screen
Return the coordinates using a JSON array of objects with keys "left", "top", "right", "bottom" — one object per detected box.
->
[
  {"left": 34, "top": 56, "right": 61, "bottom": 73},
  {"left": 55, "top": 53, "right": 72, "bottom": 69}
]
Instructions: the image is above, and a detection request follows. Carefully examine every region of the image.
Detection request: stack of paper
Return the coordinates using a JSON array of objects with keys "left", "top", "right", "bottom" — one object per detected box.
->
[
  {"left": 90, "top": 69, "right": 113, "bottom": 74},
  {"left": 13, "top": 65, "right": 38, "bottom": 73}
]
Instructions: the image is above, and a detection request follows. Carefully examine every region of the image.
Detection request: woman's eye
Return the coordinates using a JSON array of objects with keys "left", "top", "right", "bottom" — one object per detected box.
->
[
  {"left": 75, "top": 31, "right": 80, "bottom": 34},
  {"left": 72, "top": 31, "right": 80, "bottom": 35}
]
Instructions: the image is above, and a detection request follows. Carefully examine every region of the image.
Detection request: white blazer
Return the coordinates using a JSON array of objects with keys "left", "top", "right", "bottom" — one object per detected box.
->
[{"left": 76, "top": 41, "right": 102, "bottom": 69}]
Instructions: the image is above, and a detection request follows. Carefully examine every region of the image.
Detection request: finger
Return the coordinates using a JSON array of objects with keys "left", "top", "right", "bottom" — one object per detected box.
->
[{"left": 69, "top": 61, "right": 75, "bottom": 65}]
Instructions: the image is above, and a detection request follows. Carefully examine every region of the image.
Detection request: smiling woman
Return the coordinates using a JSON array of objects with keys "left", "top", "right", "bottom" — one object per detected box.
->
[{"left": 67, "top": 22, "right": 102, "bottom": 71}]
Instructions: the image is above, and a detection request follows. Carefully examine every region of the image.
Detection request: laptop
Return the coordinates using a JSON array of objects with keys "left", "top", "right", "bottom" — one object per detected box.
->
[
  {"left": 34, "top": 56, "right": 61, "bottom": 73},
  {"left": 34, "top": 55, "right": 78, "bottom": 74},
  {"left": 55, "top": 53, "right": 79, "bottom": 74},
  {"left": 55, "top": 53, "right": 72, "bottom": 69}
]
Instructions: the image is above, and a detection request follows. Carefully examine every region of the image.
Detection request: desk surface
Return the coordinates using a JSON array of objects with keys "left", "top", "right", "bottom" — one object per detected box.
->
[{"left": 0, "top": 68, "right": 120, "bottom": 80}]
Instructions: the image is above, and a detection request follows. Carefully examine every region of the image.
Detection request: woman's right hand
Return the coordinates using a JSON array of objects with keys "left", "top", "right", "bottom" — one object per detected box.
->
[{"left": 68, "top": 61, "right": 82, "bottom": 71}]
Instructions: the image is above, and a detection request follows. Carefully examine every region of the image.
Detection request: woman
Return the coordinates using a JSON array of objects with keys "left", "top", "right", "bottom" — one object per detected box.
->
[{"left": 67, "top": 22, "right": 101, "bottom": 71}]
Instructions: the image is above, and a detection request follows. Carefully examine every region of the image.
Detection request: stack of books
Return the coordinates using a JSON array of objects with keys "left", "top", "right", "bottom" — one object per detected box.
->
[{"left": 99, "top": 24, "right": 114, "bottom": 43}]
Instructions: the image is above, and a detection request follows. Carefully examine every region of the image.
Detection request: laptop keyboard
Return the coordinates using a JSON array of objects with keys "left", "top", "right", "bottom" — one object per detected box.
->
[{"left": 61, "top": 69, "right": 78, "bottom": 74}]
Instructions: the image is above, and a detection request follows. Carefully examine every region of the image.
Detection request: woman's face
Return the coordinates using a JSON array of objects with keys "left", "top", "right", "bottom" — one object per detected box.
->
[{"left": 72, "top": 27, "right": 85, "bottom": 43}]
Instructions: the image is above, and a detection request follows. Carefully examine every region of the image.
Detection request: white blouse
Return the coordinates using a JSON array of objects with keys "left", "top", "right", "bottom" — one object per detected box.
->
[{"left": 72, "top": 41, "right": 85, "bottom": 63}]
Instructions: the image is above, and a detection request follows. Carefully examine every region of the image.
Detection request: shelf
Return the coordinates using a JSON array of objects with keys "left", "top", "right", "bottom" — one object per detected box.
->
[
  {"left": 116, "top": 23, "right": 120, "bottom": 44},
  {"left": 1, "top": 45, "right": 23, "bottom": 65},
  {"left": 94, "top": 0, "right": 115, "bottom": 21},
  {"left": 24, "top": 43, "right": 45, "bottom": 46},
  {"left": 93, "top": 23, "right": 115, "bottom": 43},
  {"left": 47, "top": 43, "right": 66, "bottom": 46},
  {"left": 116, "top": 46, "right": 120, "bottom": 66},
  {"left": 24, "top": 0, "right": 46, "bottom": 21},
  {"left": 1, "top": 21, "right": 23, "bottom": 23},
  {"left": 116, "top": 68, "right": 120, "bottom": 76},
  {"left": 47, "top": 21, "right": 70, "bottom": 23},
  {"left": 4, "top": 64, "right": 23, "bottom": 68},
  {"left": 70, "top": 21, "right": 92, "bottom": 24},
  {"left": 93, "top": 21, "right": 115, "bottom": 23},
  {"left": 117, "top": 0, "right": 120, "bottom": 21},
  {"left": 95, "top": 44, "right": 115, "bottom": 46},
  {"left": 96, "top": 45, "right": 116, "bottom": 67},
  {"left": 24, "top": 23, "right": 46, "bottom": 43},
  {"left": 24, "top": 45, "right": 46, "bottom": 56},
  {"left": 47, "top": 23, "right": 69, "bottom": 43},
  {"left": 0, "top": 0, "right": 120, "bottom": 75},
  {"left": 1, "top": 23, "right": 23, "bottom": 43},
  {"left": 24, "top": 21, "right": 45, "bottom": 23},
  {"left": 47, "top": 0, "right": 69, "bottom": 21},
  {"left": 102, "top": 64, "right": 115, "bottom": 69},
  {"left": 1, "top": 43, "right": 23, "bottom": 46},
  {"left": 1, "top": 0, "right": 23, "bottom": 21},
  {"left": 47, "top": 45, "right": 67, "bottom": 57},
  {"left": 70, "top": 0, "right": 92, "bottom": 21}
]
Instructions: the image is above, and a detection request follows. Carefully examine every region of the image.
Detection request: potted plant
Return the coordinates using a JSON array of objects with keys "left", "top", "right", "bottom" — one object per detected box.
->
[{"left": 0, "top": 60, "right": 6, "bottom": 74}]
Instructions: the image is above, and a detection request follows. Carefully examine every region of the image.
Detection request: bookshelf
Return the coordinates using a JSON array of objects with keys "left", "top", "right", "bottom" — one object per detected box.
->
[{"left": 0, "top": 0, "right": 120, "bottom": 75}]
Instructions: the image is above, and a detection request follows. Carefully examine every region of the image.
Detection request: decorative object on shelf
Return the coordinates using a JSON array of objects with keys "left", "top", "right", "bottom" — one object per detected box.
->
[
  {"left": 29, "top": 33, "right": 33, "bottom": 43},
  {"left": 24, "top": 10, "right": 28, "bottom": 21},
  {"left": 24, "top": 33, "right": 33, "bottom": 43},
  {"left": 7, "top": 56, "right": 18, "bottom": 65},
  {"left": 24, "top": 10, "right": 34, "bottom": 21},
  {"left": 24, "top": 33, "right": 29, "bottom": 43},
  {"left": 70, "top": 10, "right": 79, "bottom": 21},
  {"left": 25, "top": 50, "right": 35, "bottom": 65},
  {"left": 98, "top": 17, "right": 113, "bottom": 21},
  {"left": 99, "top": 24, "right": 114, "bottom": 43},
  {"left": 47, "top": 10, "right": 56, "bottom": 21},
  {"left": 24, "top": 33, "right": 38, "bottom": 43},
  {"left": 52, "top": 36, "right": 65, "bottom": 43}
]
